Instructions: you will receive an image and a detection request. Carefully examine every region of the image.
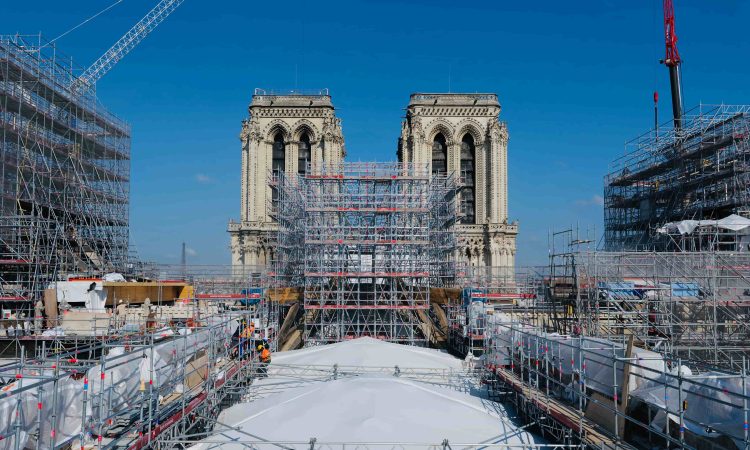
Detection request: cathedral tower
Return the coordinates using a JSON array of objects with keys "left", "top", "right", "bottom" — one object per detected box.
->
[
  {"left": 229, "top": 89, "right": 345, "bottom": 267},
  {"left": 398, "top": 93, "right": 517, "bottom": 267}
]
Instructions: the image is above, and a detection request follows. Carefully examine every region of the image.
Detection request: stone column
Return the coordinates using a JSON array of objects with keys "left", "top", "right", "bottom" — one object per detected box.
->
[
  {"left": 312, "top": 141, "right": 322, "bottom": 175},
  {"left": 330, "top": 139, "right": 343, "bottom": 167},
  {"left": 475, "top": 141, "right": 486, "bottom": 225},
  {"left": 230, "top": 233, "right": 240, "bottom": 266},
  {"left": 446, "top": 143, "right": 458, "bottom": 174},
  {"left": 489, "top": 239, "right": 497, "bottom": 267},
  {"left": 426, "top": 140, "right": 433, "bottom": 175},
  {"left": 241, "top": 141, "right": 248, "bottom": 222},
  {"left": 258, "top": 141, "right": 269, "bottom": 222},
  {"left": 287, "top": 142, "right": 298, "bottom": 174},
  {"left": 247, "top": 139, "right": 257, "bottom": 221},
  {"left": 489, "top": 137, "right": 499, "bottom": 224},
  {"left": 499, "top": 132, "right": 508, "bottom": 221},
  {"left": 413, "top": 138, "right": 422, "bottom": 166}
]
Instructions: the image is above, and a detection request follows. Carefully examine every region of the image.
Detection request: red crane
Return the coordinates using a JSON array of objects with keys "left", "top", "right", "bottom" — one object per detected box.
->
[{"left": 661, "top": 0, "right": 684, "bottom": 131}]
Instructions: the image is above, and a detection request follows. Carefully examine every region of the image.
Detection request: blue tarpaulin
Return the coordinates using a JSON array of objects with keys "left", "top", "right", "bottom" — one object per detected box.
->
[{"left": 239, "top": 287, "right": 263, "bottom": 306}]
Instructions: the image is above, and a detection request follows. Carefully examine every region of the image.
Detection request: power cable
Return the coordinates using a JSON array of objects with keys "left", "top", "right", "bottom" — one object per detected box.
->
[{"left": 49, "top": 0, "right": 125, "bottom": 45}]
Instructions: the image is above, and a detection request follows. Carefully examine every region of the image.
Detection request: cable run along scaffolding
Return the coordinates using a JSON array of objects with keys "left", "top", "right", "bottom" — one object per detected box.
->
[{"left": 271, "top": 162, "right": 456, "bottom": 346}]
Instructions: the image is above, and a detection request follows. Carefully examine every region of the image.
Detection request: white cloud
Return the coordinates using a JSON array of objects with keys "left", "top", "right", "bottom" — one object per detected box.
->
[
  {"left": 195, "top": 173, "right": 212, "bottom": 184},
  {"left": 575, "top": 195, "right": 604, "bottom": 207},
  {"left": 185, "top": 247, "right": 197, "bottom": 257}
]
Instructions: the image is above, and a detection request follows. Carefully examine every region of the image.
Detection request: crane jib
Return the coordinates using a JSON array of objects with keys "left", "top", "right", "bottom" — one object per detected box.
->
[{"left": 71, "top": 0, "right": 185, "bottom": 93}]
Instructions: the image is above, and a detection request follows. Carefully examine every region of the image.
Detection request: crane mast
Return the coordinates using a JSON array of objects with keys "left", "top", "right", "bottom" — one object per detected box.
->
[
  {"left": 662, "top": 0, "right": 684, "bottom": 131},
  {"left": 72, "top": 0, "right": 184, "bottom": 93}
]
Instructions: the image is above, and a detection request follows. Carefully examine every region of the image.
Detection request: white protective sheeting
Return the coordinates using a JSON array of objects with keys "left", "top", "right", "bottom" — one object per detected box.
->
[
  {"left": 486, "top": 314, "right": 665, "bottom": 396},
  {"left": 630, "top": 371, "right": 749, "bottom": 449},
  {"left": 139, "top": 318, "right": 238, "bottom": 389},
  {"left": 191, "top": 337, "right": 542, "bottom": 448},
  {"left": 656, "top": 214, "right": 750, "bottom": 235},
  {"left": 0, "top": 318, "right": 238, "bottom": 449},
  {"left": 0, "top": 369, "right": 85, "bottom": 449},
  {"left": 103, "top": 273, "right": 126, "bottom": 282},
  {"left": 86, "top": 346, "right": 142, "bottom": 426},
  {"left": 53, "top": 280, "right": 108, "bottom": 312},
  {"left": 270, "top": 337, "right": 463, "bottom": 369},
  {"left": 191, "top": 375, "right": 541, "bottom": 448}
]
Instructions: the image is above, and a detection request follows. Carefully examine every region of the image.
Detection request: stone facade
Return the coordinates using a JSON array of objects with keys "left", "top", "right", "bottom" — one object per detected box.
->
[
  {"left": 397, "top": 93, "right": 517, "bottom": 268},
  {"left": 230, "top": 90, "right": 517, "bottom": 270},
  {"left": 229, "top": 90, "right": 345, "bottom": 267}
]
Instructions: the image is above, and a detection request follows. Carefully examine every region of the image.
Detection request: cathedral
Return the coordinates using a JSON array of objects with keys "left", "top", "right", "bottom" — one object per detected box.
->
[{"left": 229, "top": 89, "right": 517, "bottom": 269}]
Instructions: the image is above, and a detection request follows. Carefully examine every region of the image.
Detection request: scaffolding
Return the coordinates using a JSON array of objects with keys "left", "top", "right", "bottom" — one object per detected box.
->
[
  {"left": 0, "top": 304, "right": 257, "bottom": 449},
  {"left": 446, "top": 266, "right": 544, "bottom": 357},
  {"left": 545, "top": 249, "right": 750, "bottom": 370},
  {"left": 605, "top": 104, "right": 750, "bottom": 251},
  {"left": 126, "top": 264, "right": 280, "bottom": 351},
  {"left": 483, "top": 319, "right": 750, "bottom": 450},
  {"left": 0, "top": 259, "right": 289, "bottom": 449},
  {"left": 272, "top": 162, "right": 456, "bottom": 346},
  {"left": 0, "top": 34, "right": 131, "bottom": 313}
]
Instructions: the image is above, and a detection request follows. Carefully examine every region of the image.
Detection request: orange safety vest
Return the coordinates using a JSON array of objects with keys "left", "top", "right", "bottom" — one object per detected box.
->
[
  {"left": 241, "top": 324, "right": 255, "bottom": 338},
  {"left": 260, "top": 348, "right": 271, "bottom": 363}
]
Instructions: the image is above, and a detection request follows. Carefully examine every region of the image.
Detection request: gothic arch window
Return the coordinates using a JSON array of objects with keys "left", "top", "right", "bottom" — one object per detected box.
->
[
  {"left": 459, "top": 134, "right": 476, "bottom": 224},
  {"left": 432, "top": 133, "right": 448, "bottom": 176},
  {"left": 298, "top": 132, "right": 311, "bottom": 175},
  {"left": 272, "top": 132, "right": 286, "bottom": 172}
]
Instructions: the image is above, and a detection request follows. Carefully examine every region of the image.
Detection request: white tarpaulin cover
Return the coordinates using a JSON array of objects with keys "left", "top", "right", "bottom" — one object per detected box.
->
[
  {"left": 270, "top": 337, "right": 463, "bottom": 369},
  {"left": 0, "top": 318, "right": 238, "bottom": 449},
  {"left": 485, "top": 314, "right": 665, "bottom": 396},
  {"left": 191, "top": 375, "right": 541, "bottom": 448},
  {"left": 656, "top": 214, "right": 750, "bottom": 235},
  {"left": 630, "top": 370, "right": 749, "bottom": 449},
  {"left": 191, "top": 337, "right": 541, "bottom": 448}
]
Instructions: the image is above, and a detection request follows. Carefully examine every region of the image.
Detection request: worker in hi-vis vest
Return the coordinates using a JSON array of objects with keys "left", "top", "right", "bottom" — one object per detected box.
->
[
  {"left": 257, "top": 344, "right": 271, "bottom": 377},
  {"left": 232, "top": 319, "right": 254, "bottom": 359}
]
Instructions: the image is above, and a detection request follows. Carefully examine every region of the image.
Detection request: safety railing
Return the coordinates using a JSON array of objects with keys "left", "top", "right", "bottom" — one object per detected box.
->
[
  {"left": 484, "top": 319, "right": 750, "bottom": 450},
  {"left": 158, "top": 439, "right": 582, "bottom": 450},
  {"left": 0, "top": 310, "right": 256, "bottom": 449}
]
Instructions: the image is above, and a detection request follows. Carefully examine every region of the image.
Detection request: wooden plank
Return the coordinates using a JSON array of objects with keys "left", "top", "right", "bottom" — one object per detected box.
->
[
  {"left": 43, "top": 288, "right": 57, "bottom": 328},
  {"left": 267, "top": 287, "right": 302, "bottom": 303},
  {"left": 495, "top": 368, "right": 630, "bottom": 448},
  {"left": 429, "top": 287, "right": 461, "bottom": 305},
  {"left": 619, "top": 335, "right": 635, "bottom": 439}
]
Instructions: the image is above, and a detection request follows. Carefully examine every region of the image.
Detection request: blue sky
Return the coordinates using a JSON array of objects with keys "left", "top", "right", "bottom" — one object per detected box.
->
[{"left": 6, "top": 0, "right": 749, "bottom": 265}]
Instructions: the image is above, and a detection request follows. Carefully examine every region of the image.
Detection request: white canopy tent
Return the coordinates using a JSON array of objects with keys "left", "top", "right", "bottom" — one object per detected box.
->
[{"left": 190, "top": 338, "right": 542, "bottom": 448}]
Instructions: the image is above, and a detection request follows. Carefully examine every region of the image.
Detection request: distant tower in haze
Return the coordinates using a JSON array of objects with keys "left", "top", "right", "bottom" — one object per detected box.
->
[
  {"left": 398, "top": 93, "right": 517, "bottom": 268},
  {"left": 229, "top": 89, "right": 345, "bottom": 267}
]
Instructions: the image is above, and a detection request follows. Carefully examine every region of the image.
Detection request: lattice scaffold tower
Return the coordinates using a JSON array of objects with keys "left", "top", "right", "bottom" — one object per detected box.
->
[
  {"left": 0, "top": 35, "right": 131, "bottom": 309},
  {"left": 549, "top": 250, "right": 750, "bottom": 369},
  {"left": 271, "top": 162, "right": 456, "bottom": 346},
  {"left": 605, "top": 104, "right": 750, "bottom": 251}
]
